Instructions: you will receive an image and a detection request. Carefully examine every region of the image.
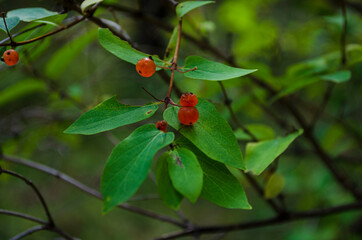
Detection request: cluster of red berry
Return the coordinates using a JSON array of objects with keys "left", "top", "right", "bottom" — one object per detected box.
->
[
  {"left": 2, "top": 49, "right": 19, "bottom": 66},
  {"left": 136, "top": 57, "right": 199, "bottom": 131}
]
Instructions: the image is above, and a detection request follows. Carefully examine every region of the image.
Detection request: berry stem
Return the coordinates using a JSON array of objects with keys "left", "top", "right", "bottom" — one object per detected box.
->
[
  {"left": 176, "top": 66, "right": 197, "bottom": 74},
  {"left": 166, "top": 19, "right": 182, "bottom": 104},
  {"left": 1, "top": 12, "right": 15, "bottom": 46}
]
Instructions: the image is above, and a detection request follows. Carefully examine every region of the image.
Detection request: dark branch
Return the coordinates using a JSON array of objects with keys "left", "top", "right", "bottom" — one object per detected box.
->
[
  {"left": 155, "top": 202, "right": 362, "bottom": 239},
  {"left": 10, "top": 225, "right": 46, "bottom": 240},
  {"left": 1, "top": 155, "right": 186, "bottom": 228},
  {"left": 0, "top": 209, "right": 47, "bottom": 225},
  {"left": 0, "top": 167, "right": 55, "bottom": 226}
]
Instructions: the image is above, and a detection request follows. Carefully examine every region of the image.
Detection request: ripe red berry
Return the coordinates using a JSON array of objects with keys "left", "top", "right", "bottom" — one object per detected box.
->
[
  {"left": 3, "top": 49, "right": 19, "bottom": 66},
  {"left": 156, "top": 120, "right": 168, "bottom": 132},
  {"left": 136, "top": 57, "right": 156, "bottom": 77},
  {"left": 178, "top": 107, "right": 199, "bottom": 125},
  {"left": 179, "top": 92, "right": 198, "bottom": 107}
]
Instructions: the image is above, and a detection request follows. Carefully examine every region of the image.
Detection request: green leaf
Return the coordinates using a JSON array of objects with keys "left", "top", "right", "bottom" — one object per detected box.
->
[
  {"left": 81, "top": 0, "right": 104, "bottom": 13},
  {"left": 64, "top": 96, "right": 158, "bottom": 135},
  {"left": 167, "top": 148, "right": 203, "bottom": 202},
  {"left": 101, "top": 124, "right": 174, "bottom": 213},
  {"left": 45, "top": 29, "right": 97, "bottom": 78},
  {"left": 234, "top": 124, "right": 275, "bottom": 141},
  {"left": 176, "top": 1, "right": 215, "bottom": 19},
  {"left": 176, "top": 137, "right": 251, "bottom": 209},
  {"left": 183, "top": 56, "right": 257, "bottom": 81},
  {"left": 164, "top": 98, "right": 245, "bottom": 169},
  {"left": 8, "top": 8, "right": 57, "bottom": 22},
  {"left": 0, "top": 16, "right": 20, "bottom": 32},
  {"left": 156, "top": 154, "right": 183, "bottom": 210},
  {"left": 269, "top": 77, "right": 319, "bottom": 103},
  {"left": 33, "top": 14, "right": 67, "bottom": 27},
  {"left": 163, "top": 27, "right": 178, "bottom": 63},
  {"left": 0, "top": 79, "right": 46, "bottom": 108},
  {"left": 264, "top": 173, "right": 285, "bottom": 199},
  {"left": 246, "top": 129, "right": 303, "bottom": 175},
  {"left": 98, "top": 28, "right": 165, "bottom": 68},
  {"left": 270, "top": 70, "right": 351, "bottom": 103},
  {"left": 320, "top": 70, "right": 351, "bottom": 83}
]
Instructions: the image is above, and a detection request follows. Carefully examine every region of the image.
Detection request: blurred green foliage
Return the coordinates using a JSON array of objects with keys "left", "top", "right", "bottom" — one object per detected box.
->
[{"left": 0, "top": 0, "right": 361, "bottom": 239}]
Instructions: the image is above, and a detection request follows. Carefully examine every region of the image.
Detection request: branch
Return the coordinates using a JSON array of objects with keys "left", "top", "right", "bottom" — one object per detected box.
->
[
  {"left": 0, "top": 167, "right": 55, "bottom": 226},
  {"left": 0, "top": 16, "right": 86, "bottom": 47},
  {"left": 0, "top": 209, "right": 47, "bottom": 225},
  {"left": 10, "top": 225, "right": 46, "bottom": 240},
  {"left": 155, "top": 202, "right": 362, "bottom": 239},
  {"left": 1, "top": 155, "right": 186, "bottom": 228}
]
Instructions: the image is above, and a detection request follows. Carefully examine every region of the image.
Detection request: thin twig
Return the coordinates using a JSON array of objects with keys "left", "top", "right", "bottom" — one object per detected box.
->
[
  {"left": 0, "top": 16, "right": 86, "bottom": 47},
  {"left": 1, "top": 155, "right": 186, "bottom": 228},
  {"left": 0, "top": 209, "right": 47, "bottom": 225},
  {"left": 0, "top": 167, "right": 55, "bottom": 226},
  {"left": 154, "top": 202, "right": 362, "bottom": 239},
  {"left": 10, "top": 225, "right": 46, "bottom": 240}
]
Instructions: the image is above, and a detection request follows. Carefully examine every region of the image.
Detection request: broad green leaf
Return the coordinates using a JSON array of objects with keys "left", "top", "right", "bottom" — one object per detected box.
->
[
  {"left": 101, "top": 124, "right": 174, "bottom": 213},
  {"left": 163, "top": 27, "right": 178, "bottom": 63},
  {"left": 164, "top": 98, "right": 245, "bottom": 169},
  {"left": 269, "top": 77, "right": 319, "bottom": 103},
  {"left": 183, "top": 56, "right": 257, "bottom": 81},
  {"left": 167, "top": 148, "right": 203, "bottom": 202},
  {"left": 45, "top": 29, "right": 97, "bottom": 78},
  {"left": 264, "top": 173, "right": 285, "bottom": 199},
  {"left": 0, "top": 79, "right": 46, "bottom": 108},
  {"left": 320, "top": 70, "right": 351, "bottom": 83},
  {"left": 98, "top": 28, "right": 165, "bottom": 68},
  {"left": 246, "top": 129, "right": 303, "bottom": 175},
  {"left": 176, "top": 1, "right": 215, "bottom": 19},
  {"left": 270, "top": 70, "right": 351, "bottom": 103},
  {"left": 0, "top": 16, "right": 20, "bottom": 32},
  {"left": 8, "top": 8, "right": 57, "bottom": 22},
  {"left": 156, "top": 154, "right": 183, "bottom": 209},
  {"left": 81, "top": 0, "right": 103, "bottom": 13},
  {"left": 235, "top": 124, "right": 275, "bottom": 141},
  {"left": 64, "top": 96, "right": 158, "bottom": 135},
  {"left": 176, "top": 137, "right": 251, "bottom": 209}
]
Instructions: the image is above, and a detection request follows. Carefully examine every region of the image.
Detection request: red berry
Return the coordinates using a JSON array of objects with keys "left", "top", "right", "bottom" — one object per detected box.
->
[
  {"left": 136, "top": 57, "right": 156, "bottom": 77},
  {"left": 3, "top": 49, "right": 19, "bottom": 66},
  {"left": 156, "top": 120, "right": 168, "bottom": 132},
  {"left": 178, "top": 107, "right": 199, "bottom": 125},
  {"left": 179, "top": 92, "right": 198, "bottom": 107}
]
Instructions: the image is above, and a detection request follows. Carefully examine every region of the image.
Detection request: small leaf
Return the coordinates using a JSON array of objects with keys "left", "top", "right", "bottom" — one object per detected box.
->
[
  {"left": 320, "top": 70, "right": 351, "bottom": 83},
  {"left": 264, "top": 173, "right": 285, "bottom": 199},
  {"left": 176, "top": 1, "right": 215, "bottom": 19},
  {"left": 64, "top": 96, "right": 158, "bottom": 135},
  {"left": 164, "top": 98, "right": 245, "bottom": 169},
  {"left": 8, "top": 8, "right": 57, "bottom": 22},
  {"left": 98, "top": 28, "right": 165, "bottom": 68},
  {"left": 167, "top": 148, "right": 203, "bottom": 202},
  {"left": 0, "top": 16, "right": 20, "bottom": 32},
  {"left": 177, "top": 137, "right": 251, "bottom": 209},
  {"left": 156, "top": 154, "right": 183, "bottom": 210},
  {"left": 246, "top": 129, "right": 303, "bottom": 175},
  {"left": 101, "top": 124, "right": 174, "bottom": 213},
  {"left": 0, "top": 79, "right": 46, "bottom": 108},
  {"left": 183, "top": 56, "right": 257, "bottom": 81},
  {"left": 163, "top": 27, "right": 178, "bottom": 63},
  {"left": 34, "top": 14, "right": 67, "bottom": 27},
  {"left": 81, "top": 0, "right": 103, "bottom": 13},
  {"left": 235, "top": 124, "right": 275, "bottom": 141}
]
